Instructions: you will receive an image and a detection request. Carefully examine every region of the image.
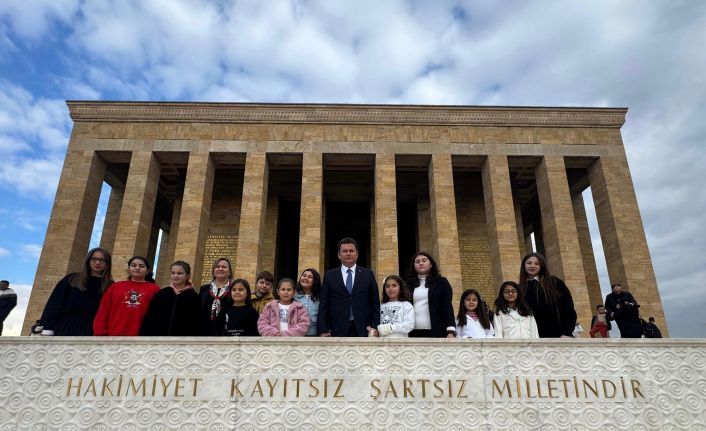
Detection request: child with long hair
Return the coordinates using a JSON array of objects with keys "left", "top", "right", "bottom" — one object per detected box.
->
[
  {"left": 493, "top": 281, "right": 539, "bottom": 339},
  {"left": 456, "top": 289, "right": 494, "bottom": 338},
  {"left": 377, "top": 275, "right": 415, "bottom": 338},
  {"left": 294, "top": 268, "right": 322, "bottom": 336},
  {"left": 519, "top": 253, "right": 576, "bottom": 338},
  {"left": 257, "top": 278, "right": 310, "bottom": 336},
  {"left": 218, "top": 279, "right": 259, "bottom": 336},
  {"left": 93, "top": 256, "right": 160, "bottom": 336}
]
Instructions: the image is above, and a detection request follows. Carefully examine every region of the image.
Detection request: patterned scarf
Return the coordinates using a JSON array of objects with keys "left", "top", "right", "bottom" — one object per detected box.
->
[{"left": 209, "top": 280, "right": 229, "bottom": 320}]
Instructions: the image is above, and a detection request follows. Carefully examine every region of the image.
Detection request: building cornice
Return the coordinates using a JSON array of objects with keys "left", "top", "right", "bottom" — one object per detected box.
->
[{"left": 67, "top": 101, "right": 627, "bottom": 128}]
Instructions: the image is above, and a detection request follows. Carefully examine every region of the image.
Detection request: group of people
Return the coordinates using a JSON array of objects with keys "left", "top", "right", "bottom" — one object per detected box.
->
[{"left": 27, "top": 236, "right": 659, "bottom": 340}]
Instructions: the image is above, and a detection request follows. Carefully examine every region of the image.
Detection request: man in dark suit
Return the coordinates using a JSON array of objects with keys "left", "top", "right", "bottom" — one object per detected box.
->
[{"left": 318, "top": 237, "right": 380, "bottom": 337}]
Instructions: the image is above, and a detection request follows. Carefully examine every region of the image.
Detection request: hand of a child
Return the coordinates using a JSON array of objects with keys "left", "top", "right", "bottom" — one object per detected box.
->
[{"left": 377, "top": 324, "right": 392, "bottom": 337}]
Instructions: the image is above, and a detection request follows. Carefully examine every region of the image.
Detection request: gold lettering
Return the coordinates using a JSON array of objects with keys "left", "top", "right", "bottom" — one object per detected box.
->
[
  {"left": 432, "top": 380, "right": 444, "bottom": 398},
  {"left": 333, "top": 379, "right": 345, "bottom": 399},
  {"left": 66, "top": 377, "right": 82, "bottom": 397},
  {"left": 515, "top": 377, "right": 522, "bottom": 398},
  {"left": 620, "top": 377, "right": 627, "bottom": 398},
  {"left": 151, "top": 376, "right": 157, "bottom": 396},
  {"left": 174, "top": 378, "right": 184, "bottom": 397},
  {"left": 631, "top": 380, "right": 644, "bottom": 398},
  {"left": 283, "top": 379, "right": 287, "bottom": 398},
  {"left": 160, "top": 378, "right": 172, "bottom": 397},
  {"left": 323, "top": 379, "right": 328, "bottom": 398},
  {"left": 417, "top": 379, "right": 429, "bottom": 397},
  {"left": 559, "top": 379, "right": 570, "bottom": 398},
  {"left": 582, "top": 379, "right": 599, "bottom": 398},
  {"left": 117, "top": 375, "right": 124, "bottom": 395},
  {"left": 572, "top": 377, "right": 579, "bottom": 397},
  {"left": 292, "top": 379, "right": 303, "bottom": 398},
  {"left": 547, "top": 380, "right": 558, "bottom": 398},
  {"left": 385, "top": 381, "right": 399, "bottom": 398},
  {"left": 370, "top": 379, "right": 381, "bottom": 400},
  {"left": 308, "top": 379, "right": 320, "bottom": 398},
  {"left": 190, "top": 378, "right": 202, "bottom": 397},
  {"left": 101, "top": 377, "right": 115, "bottom": 397},
  {"left": 403, "top": 379, "right": 414, "bottom": 398},
  {"left": 251, "top": 380, "right": 264, "bottom": 397},
  {"left": 265, "top": 379, "right": 277, "bottom": 397},
  {"left": 491, "top": 379, "right": 512, "bottom": 398},
  {"left": 525, "top": 379, "right": 534, "bottom": 398},
  {"left": 83, "top": 379, "right": 97, "bottom": 397},
  {"left": 602, "top": 380, "right": 616, "bottom": 398},
  {"left": 231, "top": 379, "right": 244, "bottom": 397},
  {"left": 536, "top": 379, "right": 546, "bottom": 398},
  {"left": 456, "top": 380, "right": 468, "bottom": 398},
  {"left": 447, "top": 380, "right": 452, "bottom": 397},
  {"left": 127, "top": 378, "right": 146, "bottom": 397}
]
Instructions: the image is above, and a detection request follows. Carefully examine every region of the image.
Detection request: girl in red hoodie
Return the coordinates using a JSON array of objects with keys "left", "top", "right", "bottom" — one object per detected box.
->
[{"left": 93, "top": 256, "right": 160, "bottom": 336}]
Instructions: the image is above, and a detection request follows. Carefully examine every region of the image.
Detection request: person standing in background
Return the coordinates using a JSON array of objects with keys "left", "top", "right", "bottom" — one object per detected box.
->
[{"left": 0, "top": 280, "right": 17, "bottom": 336}]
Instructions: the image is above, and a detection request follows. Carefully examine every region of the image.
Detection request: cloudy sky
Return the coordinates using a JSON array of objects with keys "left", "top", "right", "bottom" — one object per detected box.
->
[{"left": 0, "top": 1, "right": 704, "bottom": 337}]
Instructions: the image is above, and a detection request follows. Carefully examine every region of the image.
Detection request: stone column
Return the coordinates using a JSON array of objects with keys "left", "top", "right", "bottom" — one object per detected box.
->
[
  {"left": 234, "top": 153, "right": 269, "bottom": 279},
  {"left": 22, "top": 150, "right": 105, "bottom": 333},
  {"left": 572, "top": 192, "right": 603, "bottom": 311},
  {"left": 513, "top": 191, "right": 527, "bottom": 258},
  {"left": 416, "top": 196, "right": 432, "bottom": 253},
  {"left": 298, "top": 153, "right": 323, "bottom": 274},
  {"left": 112, "top": 151, "right": 161, "bottom": 277},
  {"left": 99, "top": 185, "right": 124, "bottom": 251},
  {"left": 156, "top": 197, "right": 182, "bottom": 287},
  {"left": 173, "top": 151, "right": 215, "bottom": 287},
  {"left": 588, "top": 155, "right": 667, "bottom": 335},
  {"left": 374, "top": 153, "right": 399, "bottom": 286},
  {"left": 428, "top": 154, "right": 463, "bottom": 302},
  {"left": 535, "top": 156, "right": 592, "bottom": 331},
  {"left": 259, "top": 190, "right": 278, "bottom": 275},
  {"left": 481, "top": 155, "right": 522, "bottom": 286}
]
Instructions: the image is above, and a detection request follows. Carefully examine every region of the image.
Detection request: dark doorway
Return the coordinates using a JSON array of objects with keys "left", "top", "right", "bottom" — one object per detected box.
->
[
  {"left": 275, "top": 200, "right": 301, "bottom": 281},
  {"left": 396, "top": 201, "right": 418, "bottom": 276},
  {"left": 325, "top": 202, "right": 370, "bottom": 270}
]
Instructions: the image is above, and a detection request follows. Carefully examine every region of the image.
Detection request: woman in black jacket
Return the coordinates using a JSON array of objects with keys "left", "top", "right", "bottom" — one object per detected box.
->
[
  {"left": 405, "top": 252, "right": 456, "bottom": 338},
  {"left": 518, "top": 252, "right": 576, "bottom": 338}
]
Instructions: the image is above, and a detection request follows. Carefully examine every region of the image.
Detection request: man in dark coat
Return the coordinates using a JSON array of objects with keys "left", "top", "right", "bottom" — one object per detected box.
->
[
  {"left": 0, "top": 280, "right": 18, "bottom": 336},
  {"left": 318, "top": 238, "right": 380, "bottom": 337},
  {"left": 604, "top": 283, "right": 642, "bottom": 338}
]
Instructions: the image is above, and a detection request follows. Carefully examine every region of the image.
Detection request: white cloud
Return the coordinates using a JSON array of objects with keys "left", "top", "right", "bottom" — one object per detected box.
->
[
  {"left": 19, "top": 244, "right": 42, "bottom": 259},
  {"left": 0, "top": 0, "right": 80, "bottom": 39},
  {"left": 0, "top": 247, "right": 10, "bottom": 257}
]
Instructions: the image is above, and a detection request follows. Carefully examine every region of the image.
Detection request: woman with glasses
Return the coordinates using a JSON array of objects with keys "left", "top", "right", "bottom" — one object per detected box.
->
[
  {"left": 492, "top": 281, "right": 538, "bottom": 339},
  {"left": 39, "top": 247, "right": 114, "bottom": 336}
]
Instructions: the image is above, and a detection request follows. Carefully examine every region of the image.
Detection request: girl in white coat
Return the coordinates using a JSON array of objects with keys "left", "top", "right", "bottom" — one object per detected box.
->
[
  {"left": 492, "top": 281, "right": 539, "bottom": 339},
  {"left": 456, "top": 289, "right": 494, "bottom": 338},
  {"left": 377, "top": 276, "right": 415, "bottom": 338}
]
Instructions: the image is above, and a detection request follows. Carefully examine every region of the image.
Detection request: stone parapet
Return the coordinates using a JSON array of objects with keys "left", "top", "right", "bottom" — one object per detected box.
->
[{"left": 0, "top": 337, "right": 702, "bottom": 429}]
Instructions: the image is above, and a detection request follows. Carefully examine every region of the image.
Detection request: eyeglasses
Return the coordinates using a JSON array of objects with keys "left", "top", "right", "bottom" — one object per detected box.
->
[
  {"left": 503, "top": 289, "right": 518, "bottom": 294},
  {"left": 90, "top": 257, "right": 107, "bottom": 263}
]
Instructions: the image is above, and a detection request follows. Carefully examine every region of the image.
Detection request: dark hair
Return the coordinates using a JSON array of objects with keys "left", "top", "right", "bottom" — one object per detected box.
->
[
  {"left": 596, "top": 304, "right": 605, "bottom": 310},
  {"left": 611, "top": 283, "right": 622, "bottom": 290},
  {"left": 256, "top": 271, "right": 274, "bottom": 284},
  {"left": 382, "top": 275, "right": 412, "bottom": 303},
  {"left": 457, "top": 289, "right": 491, "bottom": 330},
  {"left": 171, "top": 260, "right": 191, "bottom": 276},
  {"left": 405, "top": 251, "right": 441, "bottom": 290},
  {"left": 68, "top": 247, "right": 113, "bottom": 294},
  {"left": 648, "top": 317, "right": 655, "bottom": 322},
  {"left": 211, "top": 258, "right": 233, "bottom": 281},
  {"left": 337, "top": 237, "right": 358, "bottom": 253},
  {"left": 518, "top": 252, "right": 561, "bottom": 304},
  {"left": 494, "top": 281, "right": 532, "bottom": 317},
  {"left": 0, "top": 280, "right": 9, "bottom": 284},
  {"left": 127, "top": 256, "right": 154, "bottom": 283},
  {"left": 296, "top": 268, "right": 321, "bottom": 301},
  {"left": 274, "top": 277, "right": 295, "bottom": 300},
  {"left": 231, "top": 278, "right": 252, "bottom": 305}
]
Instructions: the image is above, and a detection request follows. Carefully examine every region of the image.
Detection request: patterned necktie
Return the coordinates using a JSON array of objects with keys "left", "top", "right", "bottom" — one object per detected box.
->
[{"left": 346, "top": 268, "right": 353, "bottom": 294}]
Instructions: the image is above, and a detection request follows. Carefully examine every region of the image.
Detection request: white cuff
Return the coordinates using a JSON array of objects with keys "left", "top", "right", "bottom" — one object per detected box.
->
[{"left": 41, "top": 329, "right": 54, "bottom": 336}]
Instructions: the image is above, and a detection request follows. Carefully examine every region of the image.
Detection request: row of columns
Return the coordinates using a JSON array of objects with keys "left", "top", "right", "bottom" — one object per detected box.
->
[{"left": 23, "top": 150, "right": 667, "bottom": 336}]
